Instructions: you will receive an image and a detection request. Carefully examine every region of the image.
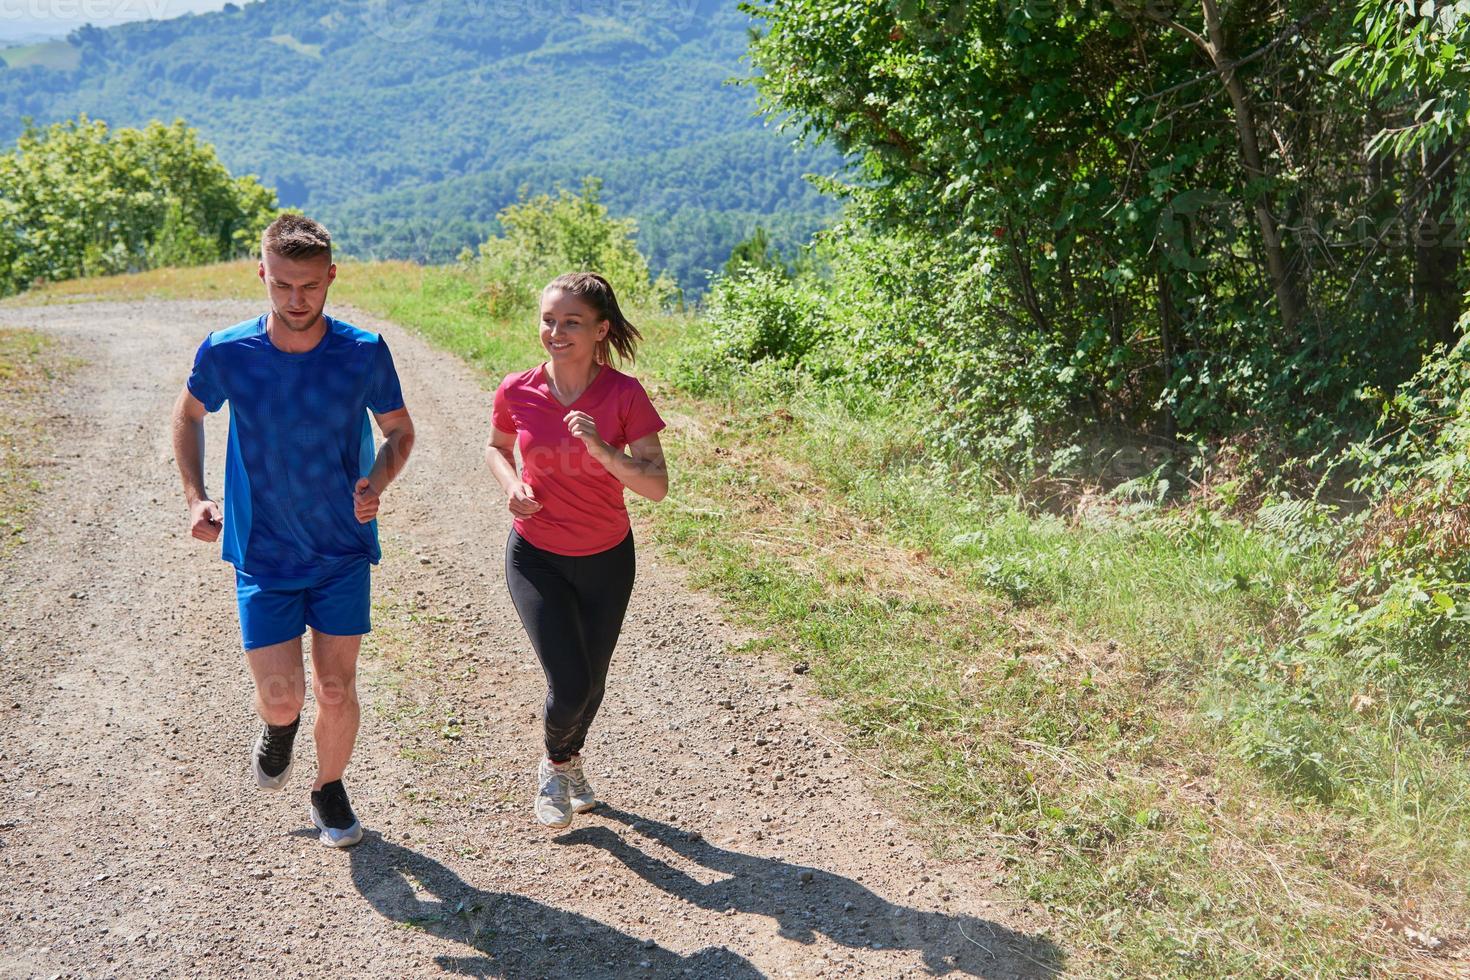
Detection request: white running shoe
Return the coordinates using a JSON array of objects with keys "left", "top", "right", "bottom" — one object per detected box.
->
[
  {"left": 535, "top": 758, "right": 573, "bottom": 829},
  {"left": 566, "top": 754, "right": 598, "bottom": 813},
  {"left": 251, "top": 719, "right": 297, "bottom": 791},
  {"left": 309, "top": 780, "right": 364, "bottom": 848}
]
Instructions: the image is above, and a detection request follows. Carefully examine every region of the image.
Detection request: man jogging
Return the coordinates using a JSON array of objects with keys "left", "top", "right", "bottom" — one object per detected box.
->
[{"left": 170, "top": 214, "right": 414, "bottom": 847}]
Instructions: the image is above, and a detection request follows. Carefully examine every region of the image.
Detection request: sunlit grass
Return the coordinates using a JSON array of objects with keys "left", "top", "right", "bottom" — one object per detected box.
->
[{"left": 3, "top": 260, "right": 261, "bottom": 305}]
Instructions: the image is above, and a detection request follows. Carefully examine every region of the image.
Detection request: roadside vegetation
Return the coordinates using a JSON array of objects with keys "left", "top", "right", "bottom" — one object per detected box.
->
[
  {"left": 0, "top": 329, "right": 75, "bottom": 554},
  {"left": 22, "top": 176, "right": 1467, "bottom": 973}
]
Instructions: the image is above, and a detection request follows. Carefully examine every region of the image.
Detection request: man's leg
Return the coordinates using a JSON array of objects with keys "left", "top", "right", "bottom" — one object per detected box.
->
[
  {"left": 308, "top": 630, "right": 361, "bottom": 789},
  {"left": 245, "top": 638, "right": 306, "bottom": 726},
  {"left": 299, "top": 561, "right": 369, "bottom": 846},
  {"left": 244, "top": 638, "right": 305, "bottom": 791}
]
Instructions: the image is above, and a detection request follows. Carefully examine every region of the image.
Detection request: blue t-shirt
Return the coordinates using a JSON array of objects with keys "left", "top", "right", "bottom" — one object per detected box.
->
[{"left": 186, "top": 313, "right": 405, "bottom": 583}]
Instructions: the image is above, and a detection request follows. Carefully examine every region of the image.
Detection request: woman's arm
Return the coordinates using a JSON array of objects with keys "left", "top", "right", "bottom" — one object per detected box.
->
[
  {"left": 485, "top": 425, "right": 542, "bottom": 516},
  {"left": 565, "top": 410, "right": 668, "bottom": 502}
]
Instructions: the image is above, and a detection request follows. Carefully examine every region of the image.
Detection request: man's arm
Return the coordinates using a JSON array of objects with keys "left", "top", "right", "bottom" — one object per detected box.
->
[
  {"left": 171, "top": 387, "right": 222, "bottom": 542},
  {"left": 354, "top": 406, "right": 415, "bottom": 523}
]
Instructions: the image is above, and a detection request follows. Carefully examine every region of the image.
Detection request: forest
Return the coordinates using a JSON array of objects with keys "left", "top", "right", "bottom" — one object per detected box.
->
[
  {"left": 691, "top": 0, "right": 1470, "bottom": 826},
  {"left": 0, "top": 0, "right": 835, "bottom": 290}
]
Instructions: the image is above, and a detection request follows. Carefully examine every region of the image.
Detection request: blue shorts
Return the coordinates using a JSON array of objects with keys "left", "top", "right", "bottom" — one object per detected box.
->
[{"left": 234, "top": 560, "right": 372, "bottom": 651}]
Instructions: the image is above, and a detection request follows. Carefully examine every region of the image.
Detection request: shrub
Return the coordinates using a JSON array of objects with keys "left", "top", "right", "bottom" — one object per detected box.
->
[
  {"left": 464, "top": 176, "right": 673, "bottom": 320},
  {"left": 0, "top": 115, "right": 276, "bottom": 295},
  {"left": 699, "top": 266, "right": 826, "bottom": 368}
]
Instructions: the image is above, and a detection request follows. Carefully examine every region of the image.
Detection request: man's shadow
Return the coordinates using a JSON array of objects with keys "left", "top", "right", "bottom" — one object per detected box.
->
[
  {"left": 339, "top": 831, "right": 762, "bottom": 978},
  {"left": 556, "top": 808, "right": 1063, "bottom": 978}
]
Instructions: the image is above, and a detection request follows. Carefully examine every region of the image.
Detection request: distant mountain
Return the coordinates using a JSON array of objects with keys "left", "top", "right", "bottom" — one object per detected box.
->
[{"left": 0, "top": 0, "right": 838, "bottom": 290}]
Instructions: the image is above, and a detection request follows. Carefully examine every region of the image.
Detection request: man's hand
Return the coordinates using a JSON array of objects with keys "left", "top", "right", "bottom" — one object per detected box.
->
[
  {"left": 508, "top": 482, "right": 542, "bottom": 517},
  {"left": 565, "top": 410, "right": 610, "bottom": 460},
  {"left": 190, "top": 498, "right": 223, "bottom": 542},
  {"left": 353, "top": 478, "right": 380, "bottom": 524}
]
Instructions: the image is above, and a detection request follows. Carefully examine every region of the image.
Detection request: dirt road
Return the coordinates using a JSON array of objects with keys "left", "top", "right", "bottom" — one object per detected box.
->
[{"left": 0, "top": 300, "right": 1061, "bottom": 979}]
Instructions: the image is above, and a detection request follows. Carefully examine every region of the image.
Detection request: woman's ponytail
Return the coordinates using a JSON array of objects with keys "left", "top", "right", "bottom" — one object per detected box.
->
[{"left": 544, "top": 272, "right": 642, "bottom": 365}]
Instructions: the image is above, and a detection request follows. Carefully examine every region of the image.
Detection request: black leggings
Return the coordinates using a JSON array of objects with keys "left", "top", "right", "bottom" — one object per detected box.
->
[{"left": 505, "top": 528, "right": 636, "bottom": 761}]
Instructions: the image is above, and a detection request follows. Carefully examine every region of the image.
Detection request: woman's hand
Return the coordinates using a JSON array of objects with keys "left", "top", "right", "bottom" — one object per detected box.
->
[
  {"left": 565, "top": 410, "right": 610, "bottom": 460},
  {"left": 508, "top": 481, "right": 542, "bottom": 517}
]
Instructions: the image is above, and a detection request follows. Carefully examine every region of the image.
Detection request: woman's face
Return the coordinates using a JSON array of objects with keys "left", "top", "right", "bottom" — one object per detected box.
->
[{"left": 540, "top": 288, "right": 610, "bottom": 364}]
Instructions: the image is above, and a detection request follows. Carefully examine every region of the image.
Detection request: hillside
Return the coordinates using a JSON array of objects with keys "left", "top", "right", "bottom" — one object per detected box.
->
[{"left": 0, "top": 0, "right": 836, "bottom": 288}]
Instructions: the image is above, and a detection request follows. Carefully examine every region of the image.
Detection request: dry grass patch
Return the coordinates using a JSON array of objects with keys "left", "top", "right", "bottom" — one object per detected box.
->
[{"left": 0, "top": 329, "right": 76, "bottom": 552}]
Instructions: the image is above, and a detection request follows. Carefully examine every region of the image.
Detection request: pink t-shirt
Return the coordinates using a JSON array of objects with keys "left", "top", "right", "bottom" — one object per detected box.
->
[{"left": 492, "top": 363, "right": 666, "bottom": 556}]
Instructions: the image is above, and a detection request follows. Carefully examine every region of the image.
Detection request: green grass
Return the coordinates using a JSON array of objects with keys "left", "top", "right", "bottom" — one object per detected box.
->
[
  {"left": 14, "top": 263, "right": 1469, "bottom": 976},
  {"left": 342, "top": 266, "right": 1469, "bottom": 976},
  {"left": 0, "top": 328, "right": 74, "bottom": 553},
  {"left": 325, "top": 265, "right": 1468, "bottom": 975},
  {"left": 0, "top": 40, "right": 80, "bottom": 70}
]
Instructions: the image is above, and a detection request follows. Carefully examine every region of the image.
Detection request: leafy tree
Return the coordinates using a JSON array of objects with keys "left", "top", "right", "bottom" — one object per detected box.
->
[
  {"left": 0, "top": 115, "right": 276, "bottom": 295},
  {"left": 722, "top": 224, "right": 788, "bottom": 278},
  {"left": 466, "top": 177, "right": 674, "bottom": 318},
  {"left": 1333, "top": 0, "right": 1470, "bottom": 349},
  {"left": 740, "top": 0, "right": 1458, "bottom": 450}
]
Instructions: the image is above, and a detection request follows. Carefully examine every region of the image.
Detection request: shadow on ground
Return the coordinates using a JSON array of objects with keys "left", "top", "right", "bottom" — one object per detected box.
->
[
  {"left": 341, "top": 831, "right": 761, "bottom": 978},
  {"left": 555, "top": 807, "right": 1064, "bottom": 978}
]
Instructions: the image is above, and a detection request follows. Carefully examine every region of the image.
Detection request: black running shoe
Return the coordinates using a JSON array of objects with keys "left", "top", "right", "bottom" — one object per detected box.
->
[
  {"left": 251, "top": 716, "right": 298, "bottom": 791},
  {"left": 309, "top": 780, "right": 363, "bottom": 848}
]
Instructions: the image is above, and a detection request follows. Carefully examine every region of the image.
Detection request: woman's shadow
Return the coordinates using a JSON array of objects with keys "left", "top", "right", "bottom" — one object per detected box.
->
[
  {"left": 555, "top": 807, "right": 1063, "bottom": 978},
  {"left": 341, "top": 830, "right": 763, "bottom": 978}
]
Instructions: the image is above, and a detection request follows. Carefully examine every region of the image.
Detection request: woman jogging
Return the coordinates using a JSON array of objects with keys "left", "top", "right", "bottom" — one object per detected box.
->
[{"left": 485, "top": 271, "right": 669, "bottom": 828}]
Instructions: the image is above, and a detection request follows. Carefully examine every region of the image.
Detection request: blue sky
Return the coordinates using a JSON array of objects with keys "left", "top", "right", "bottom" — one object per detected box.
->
[{"left": 0, "top": 0, "right": 231, "bottom": 43}]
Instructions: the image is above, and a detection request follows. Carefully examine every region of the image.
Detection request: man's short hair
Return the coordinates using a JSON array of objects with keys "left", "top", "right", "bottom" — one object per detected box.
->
[{"left": 262, "top": 213, "right": 332, "bottom": 262}]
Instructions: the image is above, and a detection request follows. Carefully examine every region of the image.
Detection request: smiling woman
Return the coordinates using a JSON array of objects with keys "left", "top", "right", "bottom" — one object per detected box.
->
[{"left": 484, "top": 270, "right": 669, "bottom": 832}]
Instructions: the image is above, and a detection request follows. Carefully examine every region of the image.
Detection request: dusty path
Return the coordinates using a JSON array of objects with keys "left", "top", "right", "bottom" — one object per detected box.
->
[{"left": 0, "top": 300, "right": 1061, "bottom": 979}]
